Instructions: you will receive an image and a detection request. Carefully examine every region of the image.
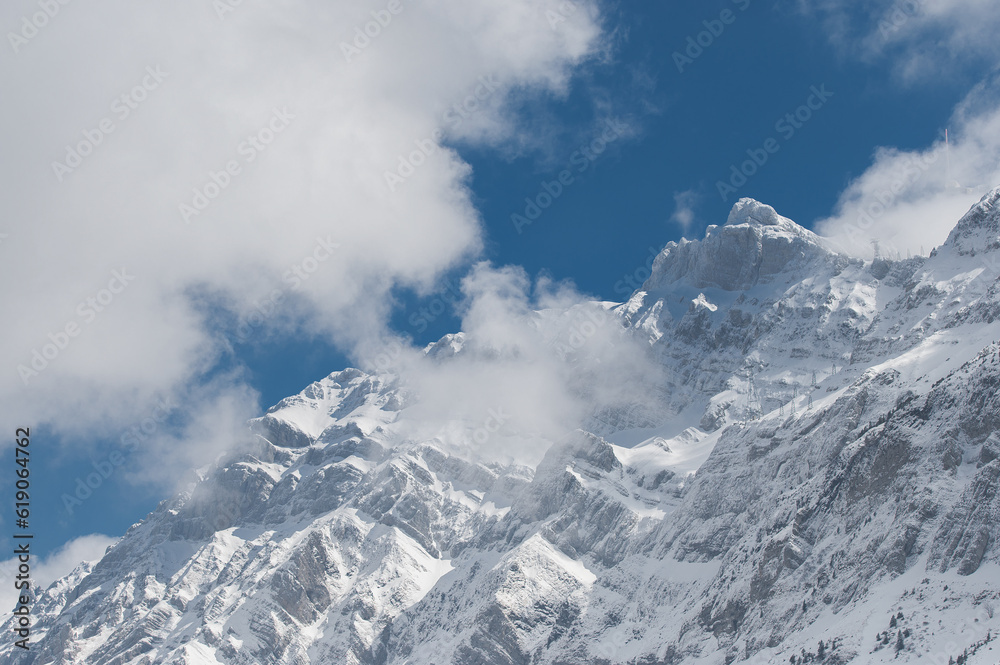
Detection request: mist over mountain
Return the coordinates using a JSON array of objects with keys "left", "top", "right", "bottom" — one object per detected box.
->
[{"left": 5, "top": 191, "right": 1000, "bottom": 665}]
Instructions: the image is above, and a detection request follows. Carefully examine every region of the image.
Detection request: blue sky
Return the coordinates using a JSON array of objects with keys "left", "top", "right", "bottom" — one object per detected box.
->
[{"left": 2, "top": 0, "right": 999, "bottom": 595}]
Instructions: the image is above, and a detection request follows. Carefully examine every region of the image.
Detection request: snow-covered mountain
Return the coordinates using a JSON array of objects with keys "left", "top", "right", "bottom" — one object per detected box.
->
[{"left": 7, "top": 192, "right": 1000, "bottom": 664}]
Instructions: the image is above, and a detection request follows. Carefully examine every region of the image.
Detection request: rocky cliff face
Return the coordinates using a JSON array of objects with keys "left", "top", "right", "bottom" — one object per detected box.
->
[
  {"left": 6, "top": 193, "right": 1000, "bottom": 665},
  {"left": 643, "top": 198, "right": 840, "bottom": 293}
]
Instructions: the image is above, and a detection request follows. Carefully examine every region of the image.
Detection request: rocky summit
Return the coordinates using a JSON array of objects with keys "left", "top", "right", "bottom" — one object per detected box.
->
[{"left": 6, "top": 192, "right": 1000, "bottom": 664}]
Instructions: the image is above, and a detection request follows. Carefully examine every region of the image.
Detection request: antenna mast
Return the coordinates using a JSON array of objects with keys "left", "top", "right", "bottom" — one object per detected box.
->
[{"left": 945, "top": 128, "right": 952, "bottom": 187}]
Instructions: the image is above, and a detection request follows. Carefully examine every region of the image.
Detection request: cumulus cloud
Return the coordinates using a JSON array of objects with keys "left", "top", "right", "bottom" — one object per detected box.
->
[
  {"left": 794, "top": 0, "right": 1000, "bottom": 256},
  {"left": 0, "top": 534, "right": 116, "bottom": 612},
  {"left": 816, "top": 76, "right": 1000, "bottom": 257},
  {"left": 0, "top": 1, "right": 607, "bottom": 478},
  {"left": 356, "top": 263, "right": 663, "bottom": 466}
]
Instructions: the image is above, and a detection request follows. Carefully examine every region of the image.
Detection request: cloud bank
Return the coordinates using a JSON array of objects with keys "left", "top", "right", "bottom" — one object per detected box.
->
[{"left": 0, "top": 0, "right": 607, "bottom": 477}]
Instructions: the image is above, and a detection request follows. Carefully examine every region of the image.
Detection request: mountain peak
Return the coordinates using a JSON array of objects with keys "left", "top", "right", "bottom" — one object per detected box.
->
[
  {"left": 644, "top": 198, "right": 833, "bottom": 292},
  {"left": 944, "top": 186, "right": 1000, "bottom": 255},
  {"left": 725, "top": 198, "right": 788, "bottom": 227}
]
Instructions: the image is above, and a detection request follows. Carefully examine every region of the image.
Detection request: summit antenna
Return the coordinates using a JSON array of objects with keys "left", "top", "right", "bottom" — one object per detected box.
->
[{"left": 946, "top": 128, "right": 952, "bottom": 187}]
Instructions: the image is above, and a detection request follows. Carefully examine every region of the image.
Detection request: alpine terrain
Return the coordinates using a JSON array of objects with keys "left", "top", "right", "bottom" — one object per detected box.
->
[{"left": 6, "top": 191, "right": 1000, "bottom": 665}]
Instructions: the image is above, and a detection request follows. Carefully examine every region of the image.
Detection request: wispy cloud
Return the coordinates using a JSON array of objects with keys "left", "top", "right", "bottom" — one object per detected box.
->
[
  {"left": 0, "top": 534, "right": 116, "bottom": 613},
  {"left": 798, "top": 0, "right": 1000, "bottom": 81},
  {"left": 670, "top": 189, "right": 699, "bottom": 235},
  {"left": 356, "top": 263, "right": 663, "bottom": 466}
]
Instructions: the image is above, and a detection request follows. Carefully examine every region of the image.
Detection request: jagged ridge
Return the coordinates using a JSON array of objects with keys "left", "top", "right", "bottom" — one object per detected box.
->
[{"left": 6, "top": 192, "right": 1000, "bottom": 665}]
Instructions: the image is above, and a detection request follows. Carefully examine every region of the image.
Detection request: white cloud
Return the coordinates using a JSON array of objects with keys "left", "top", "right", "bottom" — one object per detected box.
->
[
  {"left": 794, "top": 0, "right": 1000, "bottom": 256},
  {"left": 357, "top": 263, "right": 664, "bottom": 466},
  {"left": 0, "top": 1, "right": 607, "bottom": 481},
  {"left": 815, "top": 77, "right": 1000, "bottom": 257},
  {"left": 670, "top": 190, "right": 699, "bottom": 234},
  {"left": 0, "top": 534, "right": 116, "bottom": 613},
  {"left": 801, "top": 0, "right": 1000, "bottom": 81}
]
